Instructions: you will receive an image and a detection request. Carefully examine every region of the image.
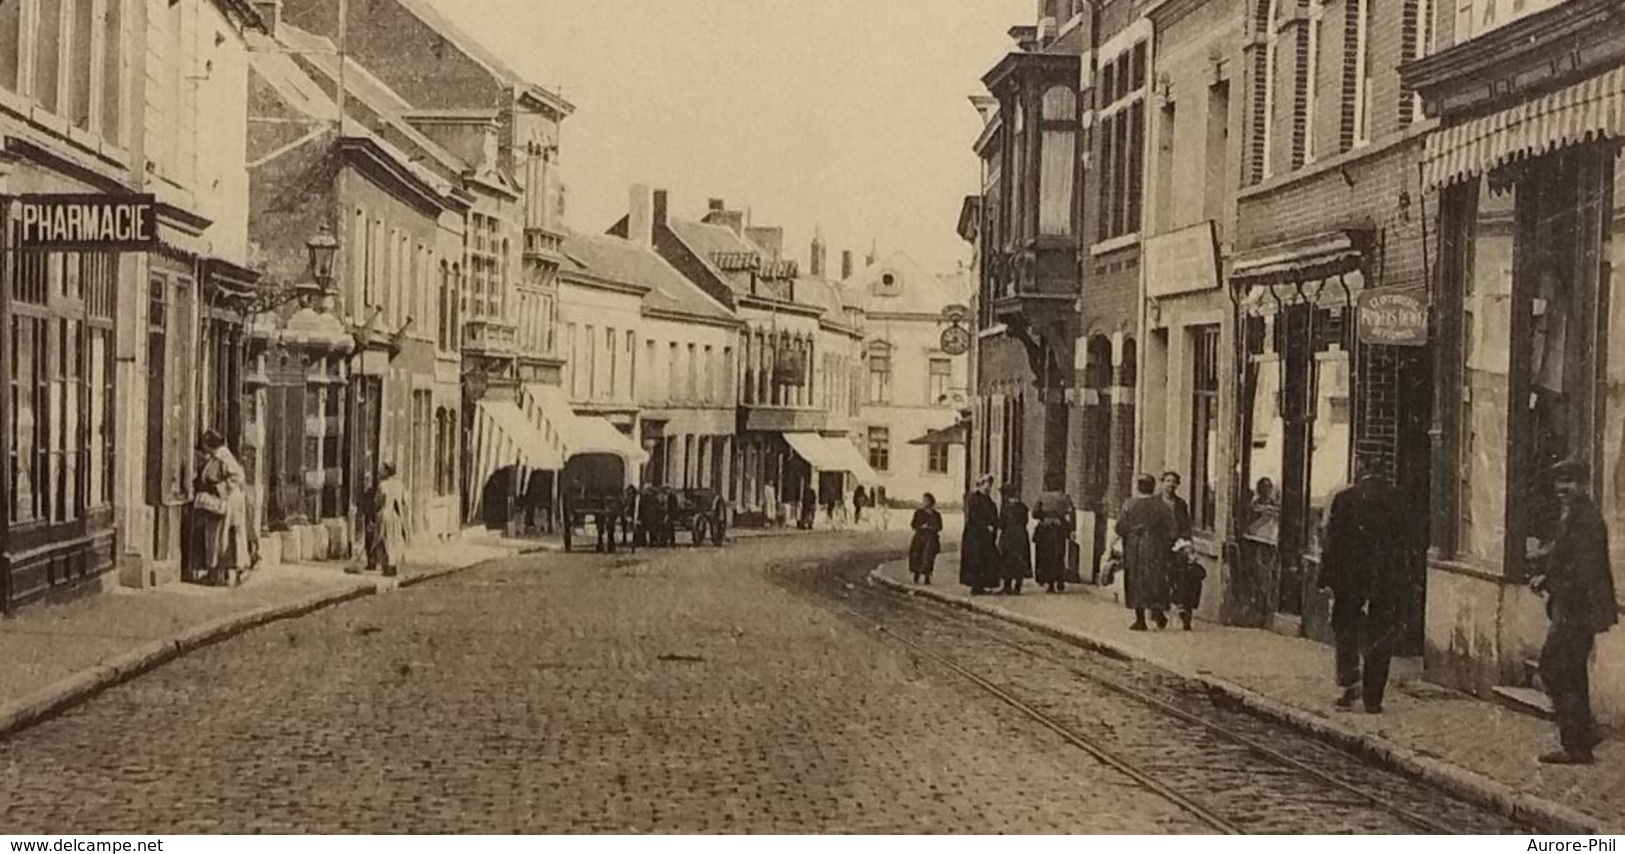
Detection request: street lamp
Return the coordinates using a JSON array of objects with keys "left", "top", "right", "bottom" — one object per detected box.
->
[{"left": 306, "top": 225, "right": 340, "bottom": 296}]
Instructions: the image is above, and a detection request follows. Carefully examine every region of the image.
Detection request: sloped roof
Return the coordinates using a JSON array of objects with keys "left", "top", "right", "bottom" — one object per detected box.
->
[
  {"left": 253, "top": 25, "right": 468, "bottom": 190},
  {"left": 666, "top": 219, "right": 757, "bottom": 295},
  {"left": 666, "top": 219, "right": 826, "bottom": 310},
  {"left": 562, "top": 231, "right": 736, "bottom": 324}
]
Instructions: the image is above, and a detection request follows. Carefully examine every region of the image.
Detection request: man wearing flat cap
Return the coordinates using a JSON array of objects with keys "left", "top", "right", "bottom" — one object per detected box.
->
[{"left": 1527, "top": 458, "right": 1618, "bottom": 764}]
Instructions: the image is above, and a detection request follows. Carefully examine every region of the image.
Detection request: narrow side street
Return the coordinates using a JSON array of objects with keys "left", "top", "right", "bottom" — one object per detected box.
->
[{"left": 0, "top": 533, "right": 1528, "bottom": 834}]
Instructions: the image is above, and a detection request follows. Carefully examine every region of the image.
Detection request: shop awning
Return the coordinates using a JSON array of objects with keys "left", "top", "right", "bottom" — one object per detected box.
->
[
  {"left": 1230, "top": 232, "right": 1366, "bottom": 288},
  {"left": 521, "top": 384, "right": 649, "bottom": 467},
  {"left": 909, "top": 422, "right": 969, "bottom": 446},
  {"left": 784, "top": 433, "right": 883, "bottom": 486},
  {"left": 1422, "top": 64, "right": 1625, "bottom": 191},
  {"left": 826, "top": 438, "right": 883, "bottom": 487},
  {"left": 473, "top": 400, "right": 564, "bottom": 471},
  {"left": 785, "top": 432, "right": 850, "bottom": 471}
]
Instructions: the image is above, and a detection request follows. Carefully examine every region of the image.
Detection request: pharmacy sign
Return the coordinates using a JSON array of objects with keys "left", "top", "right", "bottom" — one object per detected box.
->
[{"left": 15, "top": 194, "right": 158, "bottom": 252}]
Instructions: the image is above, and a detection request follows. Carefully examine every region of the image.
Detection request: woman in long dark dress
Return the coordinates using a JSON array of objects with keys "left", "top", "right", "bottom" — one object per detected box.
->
[
  {"left": 997, "top": 484, "right": 1033, "bottom": 595},
  {"left": 909, "top": 493, "right": 943, "bottom": 584},
  {"left": 1032, "top": 489, "right": 1075, "bottom": 593},
  {"left": 1116, "top": 473, "right": 1176, "bottom": 630},
  {"left": 959, "top": 475, "right": 1000, "bottom": 594}
]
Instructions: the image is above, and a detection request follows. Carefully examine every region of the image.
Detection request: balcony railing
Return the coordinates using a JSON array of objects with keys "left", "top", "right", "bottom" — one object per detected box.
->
[
  {"left": 463, "top": 318, "right": 519, "bottom": 356},
  {"left": 523, "top": 226, "right": 566, "bottom": 262}
]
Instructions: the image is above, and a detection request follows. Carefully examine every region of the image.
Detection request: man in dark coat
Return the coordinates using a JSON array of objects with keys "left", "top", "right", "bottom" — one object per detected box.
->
[
  {"left": 799, "top": 484, "right": 818, "bottom": 530},
  {"left": 1160, "top": 472, "right": 1202, "bottom": 630},
  {"left": 1319, "top": 458, "right": 1408, "bottom": 714},
  {"left": 1528, "top": 458, "right": 1618, "bottom": 764},
  {"left": 1116, "top": 474, "right": 1176, "bottom": 630},
  {"left": 959, "top": 474, "right": 1001, "bottom": 595}
]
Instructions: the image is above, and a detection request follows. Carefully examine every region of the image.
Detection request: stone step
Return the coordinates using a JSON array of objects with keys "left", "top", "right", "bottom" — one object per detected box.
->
[{"left": 1492, "top": 684, "right": 1555, "bottom": 720}]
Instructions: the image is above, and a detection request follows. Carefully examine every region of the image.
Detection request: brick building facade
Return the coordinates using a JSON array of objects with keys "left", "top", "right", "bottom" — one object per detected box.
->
[{"left": 1225, "top": 0, "right": 1435, "bottom": 645}]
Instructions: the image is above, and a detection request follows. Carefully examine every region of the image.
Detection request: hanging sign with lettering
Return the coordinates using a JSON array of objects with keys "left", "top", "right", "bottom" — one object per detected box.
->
[
  {"left": 15, "top": 194, "right": 158, "bottom": 251},
  {"left": 1358, "top": 290, "right": 1429, "bottom": 347}
]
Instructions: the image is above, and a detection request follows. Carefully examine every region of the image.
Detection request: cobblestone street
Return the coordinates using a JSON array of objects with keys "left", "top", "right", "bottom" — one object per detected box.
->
[
  {"left": 0, "top": 532, "right": 1521, "bottom": 833},
  {"left": 0, "top": 533, "right": 1204, "bottom": 833}
]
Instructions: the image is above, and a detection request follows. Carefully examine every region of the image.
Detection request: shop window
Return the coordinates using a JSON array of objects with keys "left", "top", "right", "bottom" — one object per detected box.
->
[
  {"left": 869, "top": 426, "right": 891, "bottom": 472},
  {"left": 1596, "top": 149, "right": 1625, "bottom": 597},
  {"left": 1244, "top": 315, "right": 1283, "bottom": 543},
  {"left": 1443, "top": 150, "right": 1609, "bottom": 579},
  {"left": 1190, "top": 325, "right": 1221, "bottom": 533},
  {"left": 1455, "top": 175, "right": 1516, "bottom": 565},
  {"left": 9, "top": 251, "right": 115, "bottom": 528},
  {"left": 928, "top": 443, "right": 950, "bottom": 475}
]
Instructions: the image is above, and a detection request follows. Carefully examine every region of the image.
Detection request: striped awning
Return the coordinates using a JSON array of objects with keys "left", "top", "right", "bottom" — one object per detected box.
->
[
  {"left": 1422, "top": 64, "right": 1625, "bottom": 190},
  {"left": 466, "top": 400, "right": 564, "bottom": 525}
]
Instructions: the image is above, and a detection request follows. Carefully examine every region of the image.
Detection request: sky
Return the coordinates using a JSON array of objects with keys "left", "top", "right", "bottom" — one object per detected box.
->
[{"left": 424, "top": 0, "right": 1034, "bottom": 276}]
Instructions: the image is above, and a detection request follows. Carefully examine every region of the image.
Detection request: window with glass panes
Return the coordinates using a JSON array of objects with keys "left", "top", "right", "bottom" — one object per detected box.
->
[
  {"left": 8, "top": 250, "right": 117, "bottom": 528},
  {"left": 1096, "top": 42, "right": 1147, "bottom": 243},
  {"left": 927, "top": 443, "right": 950, "bottom": 474},
  {"left": 928, "top": 357, "right": 952, "bottom": 404},
  {"left": 868, "top": 426, "right": 891, "bottom": 472},
  {"left": 868, "top": 342, "right": 892, "bottom": 404}
]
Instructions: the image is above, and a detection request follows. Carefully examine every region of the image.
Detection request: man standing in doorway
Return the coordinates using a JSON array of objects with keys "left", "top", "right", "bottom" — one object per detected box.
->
[
  {"left": 1319, "top": 456, "right": 1407, "bottom": 714},
  {"left": 1528, "top": 458, "right": 1617, "bottom": 765}
]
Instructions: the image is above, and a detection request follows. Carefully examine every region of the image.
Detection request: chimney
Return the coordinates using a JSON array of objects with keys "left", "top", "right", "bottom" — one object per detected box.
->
[
  {"left": 703, "top": 201, "right": 745, "bottom": 237},
  {"left": 809, "top": 228, "right": 827, "bottom": 278},
  {"left": 841, "top": 250, "right": 854, "bottom": 280},
  {"left": 627, "top": 185, "right": 653, "bottom": 247},
  {"left": 653, "top": 189, "right": 669, "bottom": 231},
  {"left": 253, "top": 0, "right": 281, "bottom": 33}
]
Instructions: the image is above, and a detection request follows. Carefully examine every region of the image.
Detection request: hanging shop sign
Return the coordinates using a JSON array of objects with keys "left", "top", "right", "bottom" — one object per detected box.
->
[
  {"left": 14, "top": 194, "right": 158, "bottom": 251},
  {"left": 1358, "top": 290, "right": 1429, "bottom": 347}
]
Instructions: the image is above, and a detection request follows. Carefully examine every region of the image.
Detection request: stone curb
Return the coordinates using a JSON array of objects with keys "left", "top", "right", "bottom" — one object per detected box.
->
[
  {"left": 0, "top": 581, "right": 378, "bottom": 744},
  {"left": 868, "top": 564, "right": 1609, "bottom": 835},
  {"left": 0, "top": 537, "right": 536, "bottom": 745}
]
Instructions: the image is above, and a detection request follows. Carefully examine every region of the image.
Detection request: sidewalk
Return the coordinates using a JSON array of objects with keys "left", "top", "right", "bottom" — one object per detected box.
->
[
  {"left": 872, "top": 555, "right": 1624, "bottom": 833},
  {"left": 0, "top": 528, "right": 528, "bottom": 740}
]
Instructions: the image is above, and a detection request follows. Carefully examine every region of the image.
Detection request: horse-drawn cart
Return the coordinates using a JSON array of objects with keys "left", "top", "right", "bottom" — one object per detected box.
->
[
  {"left": 559, "top": 453, "right": 637, "bottom": 553},
  {"left": 670, "top": 488, "right": 727, "bottom": 547}
]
